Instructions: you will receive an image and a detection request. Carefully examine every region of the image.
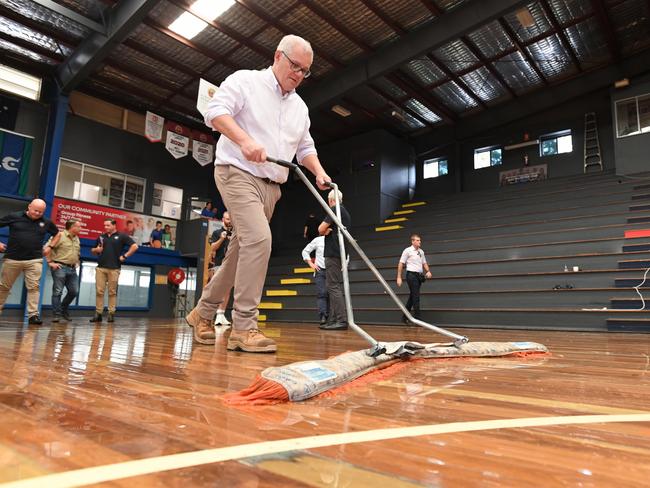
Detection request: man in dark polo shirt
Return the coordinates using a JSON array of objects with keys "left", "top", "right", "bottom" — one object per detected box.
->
[
  {"left": 0, "top": 199, "right": 60, "bottom": 324},
  {"left": 318, "top": 189, "right": 351, "bottom": 331},
  {"left": 90, "top": 218, "right": 138, "bottom": 323}
]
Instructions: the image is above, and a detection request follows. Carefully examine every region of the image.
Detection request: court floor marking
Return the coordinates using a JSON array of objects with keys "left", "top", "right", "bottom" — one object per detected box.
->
[{"left": 2, "top": 413, "right": 650, "bottom": 488}]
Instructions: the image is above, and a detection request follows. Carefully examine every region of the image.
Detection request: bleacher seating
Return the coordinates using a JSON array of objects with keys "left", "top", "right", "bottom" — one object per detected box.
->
[{"left": 260, "top": 171, "right": 650, "bottom": 332}]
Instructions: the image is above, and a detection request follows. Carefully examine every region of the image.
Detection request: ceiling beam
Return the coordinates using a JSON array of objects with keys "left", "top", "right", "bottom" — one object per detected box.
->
[
  {"left": 388, "top": 71, "right": 457, "bottom": 123},
  {"left": 300, "top": 0, "right": 372, "bottom": 52},
  {"left": 301, "top": 0, "right": 531, "bottom": 109},
  {"left": 167, "top": 0, "right": 273, "bottom": 60},
  {"left": 539, "top": 0, "right": 582, "bottom": 72},
  {"left": 461, "top": 36, "right": 517, "bottom": 98},
  {"left": 498, "top": 18, "right": 549, "bottom": 86},
  {"left": 235, "top": 0, "right": 344, "bottom": 70},
  {"left": 590, "top": 0, "right": 621, "bottom": 63},
  {"left": 425, "top": 53, "right": 487, "bottom": 108},
  {"left": 31, "top": 0, "right": 106, "bottom": 34},
  {"left": 0, "top": 31, "right": 64, "bottom": 62},
  {"left": 56, "top": 0, "right": 160, "bottom": 94},
  {"left": 367, "top": 84, "right": 435, "bottom": 129},
  {"left": 0, "top": 4, "right": 79, "bottom": 46},
  {"left": 142, "top": 18, "right": 239, "bottom": 70},
  {"left": 358, "top": 0, "right": 407, "bottom": 35},
  {"left": 415, "top": 46, "right": 650, "bottom": 144},
  {"left": 417, "top": 0, "right": 443, "bottom": 16}
]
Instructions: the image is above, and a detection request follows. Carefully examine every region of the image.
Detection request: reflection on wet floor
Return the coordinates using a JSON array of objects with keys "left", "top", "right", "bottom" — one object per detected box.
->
[{"left": 1, "top": 319, "right": 650, "bottom": 486}]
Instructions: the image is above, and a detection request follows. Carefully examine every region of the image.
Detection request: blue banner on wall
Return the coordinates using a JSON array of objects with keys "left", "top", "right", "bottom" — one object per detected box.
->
[{"left": 0, "top": 128, "right": 33, "bottom": 196}]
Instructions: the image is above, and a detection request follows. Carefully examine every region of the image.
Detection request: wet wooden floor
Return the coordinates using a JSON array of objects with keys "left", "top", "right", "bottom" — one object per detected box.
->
[{"left": 0, "top": 318, "right": 649, "bottom": 487}]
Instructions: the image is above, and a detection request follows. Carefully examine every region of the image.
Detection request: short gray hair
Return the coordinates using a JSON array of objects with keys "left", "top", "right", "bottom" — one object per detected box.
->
[
  {"left": 277, "top": 35, "right": 313, "bottom": 60},
  {"left": 327, "top": 189, "right": 343, "bottom": 203}
]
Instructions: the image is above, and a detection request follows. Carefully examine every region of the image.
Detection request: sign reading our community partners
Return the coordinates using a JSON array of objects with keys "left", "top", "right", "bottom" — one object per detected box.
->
[{"left": 50, "top": 197, "right": 178, "bottom": 250}]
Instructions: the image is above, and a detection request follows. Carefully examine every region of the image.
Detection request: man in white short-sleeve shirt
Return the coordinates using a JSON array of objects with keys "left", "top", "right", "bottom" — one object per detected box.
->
[
  {"left": 396, "top": 233, "right": 432, "bottom": 323},
  {"left": 186, "top": 34, "right": 332, "bottom": 353},
  {"left": 301, "top": 235, "right": 328, "bottom": 324}
]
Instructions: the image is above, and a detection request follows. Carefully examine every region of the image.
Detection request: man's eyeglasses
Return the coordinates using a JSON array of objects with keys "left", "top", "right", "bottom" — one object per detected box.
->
[{"left": 281, "top": 51, "right": 311, "bottom": 78}]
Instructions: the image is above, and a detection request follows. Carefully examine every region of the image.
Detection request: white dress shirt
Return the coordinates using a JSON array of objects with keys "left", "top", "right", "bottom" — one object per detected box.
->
[
  {"left": 301, "top": 236, "right": 325, "bottom": 269},
  {"left": 399, "top": 245, "right": 427, "bottom": 273},
  {"left": 204, "top": 67, "right": 317, "bottom": 183}
]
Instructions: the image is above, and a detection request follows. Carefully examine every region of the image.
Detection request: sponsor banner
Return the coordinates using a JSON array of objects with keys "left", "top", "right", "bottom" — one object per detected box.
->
[
  {"left": 165, "top": 131, "right": 189, "bottom": 159},
  {"left": 51, "top": 197, "right": 178, "bottom": 250},
  {"left": 499, "top": 164, "right": 548, "bottom": 186},
  {"left": 0, "top": 128, "right": 33, "bottom": 196},
  {"left": 192, "top": 140, "right": 214, "bottom": 166},
  {"left": 145, "top": 111, "right": 164, "bottom": 143},
  {"left": 197, "top": 78, "right": 218, "bottom": 117}
]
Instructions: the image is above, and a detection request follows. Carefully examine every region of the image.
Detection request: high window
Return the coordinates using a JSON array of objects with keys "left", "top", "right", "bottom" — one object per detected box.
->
[
  {"left": 423, "top": 158, "right": 448, "bottom": 179},
  {"left": 540, "top": 130, "right": 573, "bottom": 156},
  {"left": 615, "top": 94, "right": 650, "bottom": 138},
  {"left": 474, "top": 147, "right": 502, "bottom": 169}
]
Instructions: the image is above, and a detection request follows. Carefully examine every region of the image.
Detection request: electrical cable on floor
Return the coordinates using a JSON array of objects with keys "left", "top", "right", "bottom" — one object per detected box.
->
[{"left": 581, "top": 266, "right": 650, "bottom": 311}]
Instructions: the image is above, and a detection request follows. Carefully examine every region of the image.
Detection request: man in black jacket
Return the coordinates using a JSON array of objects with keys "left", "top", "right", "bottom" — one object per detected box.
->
[{"left": 0, "top": 199, "right": 59, "bottom": 324}]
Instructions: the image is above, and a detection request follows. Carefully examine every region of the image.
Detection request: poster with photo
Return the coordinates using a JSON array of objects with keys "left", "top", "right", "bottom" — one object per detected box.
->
[{"left": 51, "top": 197, "right": 178, "bottom": 250}]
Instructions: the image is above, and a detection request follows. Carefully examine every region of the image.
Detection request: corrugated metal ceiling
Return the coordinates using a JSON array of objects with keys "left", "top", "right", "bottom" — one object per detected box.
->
[{"left": 0, "top": 0, "right": 648, "bottom": 142}]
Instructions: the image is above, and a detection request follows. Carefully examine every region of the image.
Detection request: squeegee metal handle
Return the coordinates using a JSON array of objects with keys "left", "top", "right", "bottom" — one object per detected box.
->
[{"left": 266, "top": 156, "right": 297, "bottom": 170}]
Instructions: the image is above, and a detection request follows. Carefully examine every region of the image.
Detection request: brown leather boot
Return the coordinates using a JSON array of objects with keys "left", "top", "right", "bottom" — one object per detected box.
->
[
  {"left": 186, "top": 308, "right": 215, "bottom": 345},
  {"left": 227, "top": 328, "right": 277, "bottom": 353}
]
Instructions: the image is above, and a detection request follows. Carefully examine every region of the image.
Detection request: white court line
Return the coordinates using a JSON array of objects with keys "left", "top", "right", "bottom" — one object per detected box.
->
[{"left": 2, "top": 413, "right": 650, "bottom": 488}]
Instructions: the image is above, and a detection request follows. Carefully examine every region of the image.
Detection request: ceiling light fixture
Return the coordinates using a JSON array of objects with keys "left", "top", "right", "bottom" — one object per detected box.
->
[
  {"left": 0, "top": 64, "right": 41, "bottom": 101},
  {"left": 169, "top": 0, "right": 235, "bottom": 40},
  {"left": 614, "top": 78, "right": 630, "bottom": 88},
  {"left": 515, "top": 8, "right": 535, "bottom": 28},
  {"left": 390, "top": 109, "right": 406, "bottom": 122},
  {"left": 331, "top": 104, "right": 351, "bottom": 117}
]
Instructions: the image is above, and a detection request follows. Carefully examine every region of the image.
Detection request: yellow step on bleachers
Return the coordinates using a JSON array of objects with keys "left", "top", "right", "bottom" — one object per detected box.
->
[
  {"left": 259, "top": 302, "right": 283, "bottom": 310},
  {"left": 266, "top": 289, "right": 297, "bottom": 296},
  {"left": 384, "top": 217, "right": 407, "bottom": 223},
  {"left": 375, "top": 225, "right": 403, "bottom": 232},
  {"left": 401, "top": 201, "right": 426, "bottom": 208},
  {"left": 293, "top": 267, "right": 313, "bottom": 274},
  {"left": 281, "top": 278, "right": 311, "bottom": 284},
  {"left": 393, "top": 209, "right": 415, "bottom": 216}
]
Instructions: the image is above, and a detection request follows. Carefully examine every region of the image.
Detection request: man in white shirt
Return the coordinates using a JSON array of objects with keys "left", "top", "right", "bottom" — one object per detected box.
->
[
  {"left": 301, "top": 235, "right": 328, "bottom": 324},
  {"left": 186, "top": 34, "right": 331, "bottom": 352},
  {"left": 396, "top": 234, "right": 432, "bottom": 323}
]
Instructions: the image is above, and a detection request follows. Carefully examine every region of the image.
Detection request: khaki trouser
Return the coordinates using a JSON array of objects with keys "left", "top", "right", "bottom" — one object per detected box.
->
[
  {"left": 95, "top": 267, "right": 120, "bottom": 314},
  {"left": 196, "top": 164, "right": 281, "bottom": 331},
  {"left": 0, "top": 258, "right": 43, "bottom": 317}
]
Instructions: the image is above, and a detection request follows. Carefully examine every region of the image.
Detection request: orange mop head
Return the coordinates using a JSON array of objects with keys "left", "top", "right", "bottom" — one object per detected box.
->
[{"left": 223, "top": 340, "right": 548, "bottom": 405}]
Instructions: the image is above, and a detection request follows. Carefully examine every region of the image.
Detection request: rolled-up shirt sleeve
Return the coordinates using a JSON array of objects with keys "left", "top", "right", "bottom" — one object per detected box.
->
[
  {"left": 296, "top": 116, "right": 317, "bottom": 164},
  {"left": 399, "top": 248, "right": 409, "bottom": 264},
  {"left": 301, "top": 238, "right": 316, "bottom": 261},
  {"left": 204, "top": 71, "right": 247, "bottom": 128}
]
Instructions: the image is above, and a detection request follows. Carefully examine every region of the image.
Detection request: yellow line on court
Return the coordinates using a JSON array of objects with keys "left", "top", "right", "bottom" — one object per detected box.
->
[{"left": 3, "top": 414, "right": 650, "bottom": 488}]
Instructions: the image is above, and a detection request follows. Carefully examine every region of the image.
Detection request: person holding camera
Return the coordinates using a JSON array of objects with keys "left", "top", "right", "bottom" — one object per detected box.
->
[
  {"left": 396, "top": 233, "right": 432, "bottom": 324},
  {"left": 208, "top": 211, "right": 233, "bottom": 326}
]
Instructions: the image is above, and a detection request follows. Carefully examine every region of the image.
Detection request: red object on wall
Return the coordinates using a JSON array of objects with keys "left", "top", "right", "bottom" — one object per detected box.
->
[
  {"left": 624, "top": 229, "right": 650, "bottom": 239},
  {"left": 168, "top": 268, "right": 185, "bottom": 285}
]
